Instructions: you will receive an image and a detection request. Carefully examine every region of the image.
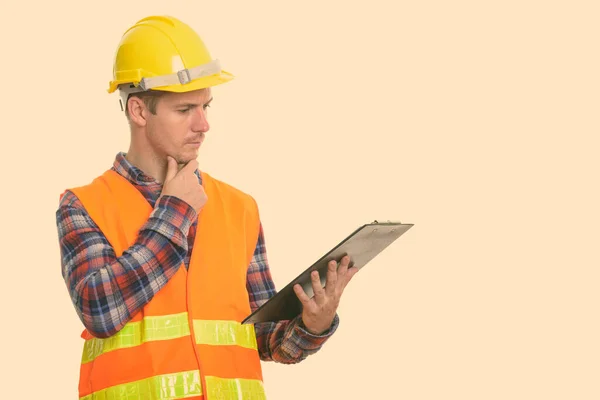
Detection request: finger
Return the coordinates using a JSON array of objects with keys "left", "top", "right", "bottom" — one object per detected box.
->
[
  {"left": 336, "top": 255, "right": 350, "bottom": 277},
  {"left": 334, "top": 267, "right": 358, "bottom": 299},
  {"left": 343, "top": 266, "right": 359, "bottom": 287},
  {"left": 293, "top": 284, "right": 312, "bottom": 306},
  {"left": 336, "top": 256, "right": 352, "bottom": 291},
  {"left": 310, "top": 270, "right": 326, "bottom": 303},
  {"left": 325, "top": 260, "right": 337, "bottom": 296},
  {"left": 164, "top": 156, "right": 178, "bottom": 182},
  {"left": 180, "top": 159, "right": 199, "bottom": 175}
]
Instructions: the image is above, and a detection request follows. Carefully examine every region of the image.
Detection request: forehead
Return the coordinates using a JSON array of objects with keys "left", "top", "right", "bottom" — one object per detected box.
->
[{"left": 165, "top": 88, "right": 212, "bottom": 105}]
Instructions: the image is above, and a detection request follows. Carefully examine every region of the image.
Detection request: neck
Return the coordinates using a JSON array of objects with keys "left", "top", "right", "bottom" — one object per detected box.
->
[{"left": 125, "top": 142, "right": 175, "bottom": 184}]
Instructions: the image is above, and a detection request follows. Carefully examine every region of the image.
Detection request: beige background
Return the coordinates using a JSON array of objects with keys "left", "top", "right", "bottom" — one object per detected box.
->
[{"left": 1, "top": 0, "right": 599, "bottom": 398}]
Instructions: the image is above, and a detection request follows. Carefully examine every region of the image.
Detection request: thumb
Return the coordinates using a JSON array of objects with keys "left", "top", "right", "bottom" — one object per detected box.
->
[{"left": 164, "top": 156, "right": 178, "bottom": 182}]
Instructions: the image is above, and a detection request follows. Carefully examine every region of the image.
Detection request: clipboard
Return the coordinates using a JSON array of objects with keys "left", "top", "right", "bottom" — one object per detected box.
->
[{"left": 242, "top": 220, "right": 413, "bottom": 324}]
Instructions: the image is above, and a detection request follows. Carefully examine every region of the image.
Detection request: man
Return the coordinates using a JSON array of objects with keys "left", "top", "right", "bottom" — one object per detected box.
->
[{"left": 56, "top": 15, "right": 358, "bottom": 400}]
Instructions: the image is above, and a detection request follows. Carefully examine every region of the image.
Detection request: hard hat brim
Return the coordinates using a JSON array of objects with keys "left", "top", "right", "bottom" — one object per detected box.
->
[{"left": 152, "top": 70, "right": 235, "bottom": 93}]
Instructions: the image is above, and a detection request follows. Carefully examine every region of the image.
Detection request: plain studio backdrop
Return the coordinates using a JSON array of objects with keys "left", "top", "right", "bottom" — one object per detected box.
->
[{"left": 1, "top": 1, "right": 599, "bottom": 399}]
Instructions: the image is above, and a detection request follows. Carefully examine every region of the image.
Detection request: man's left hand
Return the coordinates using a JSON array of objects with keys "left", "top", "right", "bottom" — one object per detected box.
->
[{"left": 293, "top": 255, "right": 358, "bottom": 335}]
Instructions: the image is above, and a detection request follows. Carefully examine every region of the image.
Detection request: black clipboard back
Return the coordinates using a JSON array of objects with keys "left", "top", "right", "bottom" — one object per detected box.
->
[{"left": 242, "top": 220, "right": 413, "bottom": 324}]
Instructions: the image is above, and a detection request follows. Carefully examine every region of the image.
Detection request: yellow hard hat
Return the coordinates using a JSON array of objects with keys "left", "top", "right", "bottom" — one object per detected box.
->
[{"left": 108, "top": 15, "right": 234, "bottom": 101}]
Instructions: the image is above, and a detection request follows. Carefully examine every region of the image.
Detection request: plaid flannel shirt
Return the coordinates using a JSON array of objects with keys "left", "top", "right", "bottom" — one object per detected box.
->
[{"left": 56, "top": 152, "right": 338, "bottom": 364}]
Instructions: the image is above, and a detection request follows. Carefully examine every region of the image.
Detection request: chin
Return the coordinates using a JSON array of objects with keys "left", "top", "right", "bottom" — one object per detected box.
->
[{"left": 178, "top": 151, "right": 199, "bottom": 164}]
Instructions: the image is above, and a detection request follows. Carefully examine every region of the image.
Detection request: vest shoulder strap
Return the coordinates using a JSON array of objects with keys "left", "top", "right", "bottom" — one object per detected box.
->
[{"left": 68, "top": 169, "right": 152, "bottom": 256}]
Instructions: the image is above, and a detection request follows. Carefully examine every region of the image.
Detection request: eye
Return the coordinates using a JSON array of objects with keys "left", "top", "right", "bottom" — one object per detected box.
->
[
  {"left": 203, "top": 104, "right": 211, "bottom": 110},
  {"left": 178, "top": 108, "right": 190, "bottom": 114}
]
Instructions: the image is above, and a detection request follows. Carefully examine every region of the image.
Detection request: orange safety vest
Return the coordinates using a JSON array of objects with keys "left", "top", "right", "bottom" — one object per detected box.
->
[{"left": 67, "top": 169, "right": 267, "bottom": 400}]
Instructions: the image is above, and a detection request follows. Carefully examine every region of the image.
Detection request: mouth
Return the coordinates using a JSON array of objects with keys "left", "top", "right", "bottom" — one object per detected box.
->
[
  {"left": 188, "top": 134, "right": 204, "bottom": 144},
  {"left": 187, "top": 137, "right": 203, "bottom": 146}
]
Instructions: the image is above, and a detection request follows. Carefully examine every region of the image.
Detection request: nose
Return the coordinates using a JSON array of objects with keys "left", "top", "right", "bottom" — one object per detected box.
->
[{"left": 191, "top": 107, "right": 210, "bottom": 133}]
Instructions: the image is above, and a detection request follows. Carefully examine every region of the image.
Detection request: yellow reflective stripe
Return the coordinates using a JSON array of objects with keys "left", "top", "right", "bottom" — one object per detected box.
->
[
  {"left": 82, "top": 312, "right": 191, "bottom": 364},
  {"left": 79, "top": 369, "right": 202, "bottom": 400},
  {"left": 193, "top": 319, "right": 258, "bottom": 350},
  {"left": 205, "top": 376, "right": 267, "bottom": 400},
  {"left": 81, "top": 316, "right": 258, "bottom": 364}
]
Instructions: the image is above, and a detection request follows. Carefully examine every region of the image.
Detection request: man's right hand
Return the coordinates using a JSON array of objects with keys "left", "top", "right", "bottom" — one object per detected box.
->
[{"left": 160, "top": 156, "right": 208, "bottom": 213}]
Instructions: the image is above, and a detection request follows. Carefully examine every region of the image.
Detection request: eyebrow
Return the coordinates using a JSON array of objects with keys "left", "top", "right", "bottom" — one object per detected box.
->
[{"left": 174, "top": 97, "right": 213, "bottom": 109}]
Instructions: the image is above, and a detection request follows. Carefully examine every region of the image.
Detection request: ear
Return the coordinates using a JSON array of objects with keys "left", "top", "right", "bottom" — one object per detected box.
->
[{"left": 127, "top": 96, "right": 148, "bottom": 127}]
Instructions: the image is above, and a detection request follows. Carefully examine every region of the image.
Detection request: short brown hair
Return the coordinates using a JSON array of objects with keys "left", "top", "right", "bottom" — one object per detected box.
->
[{"left": 124, "top": 90, "right": 167, "bottom": 118}]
